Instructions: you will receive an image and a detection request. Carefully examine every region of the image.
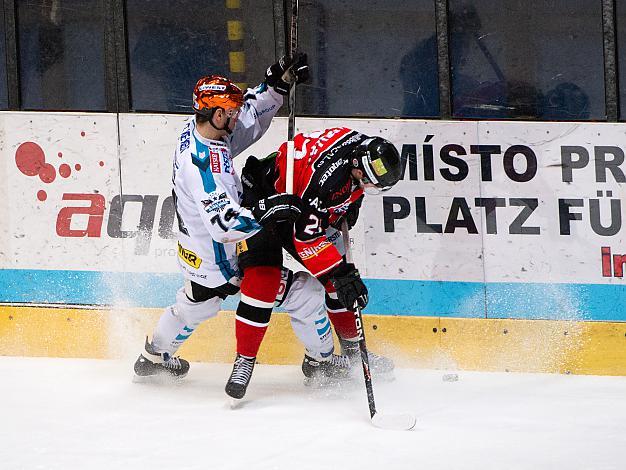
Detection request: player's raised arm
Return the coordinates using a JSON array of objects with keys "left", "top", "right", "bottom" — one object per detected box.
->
[{"left": 228, "top": 53, "right": 309, "bottom": 158}]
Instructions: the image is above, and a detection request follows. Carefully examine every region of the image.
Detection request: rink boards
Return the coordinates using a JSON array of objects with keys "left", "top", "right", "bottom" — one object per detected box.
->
[
  {"left": 1, "top": 305, "right": 626, "bottom": 375},
  {"left": 0, "top": 112, "right": 625, "bottom": 374}
]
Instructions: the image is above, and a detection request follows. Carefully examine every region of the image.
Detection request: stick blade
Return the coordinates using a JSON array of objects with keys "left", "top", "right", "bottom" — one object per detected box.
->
[{"left": 371, "top": 412, "right": 416, "bottom": 431}]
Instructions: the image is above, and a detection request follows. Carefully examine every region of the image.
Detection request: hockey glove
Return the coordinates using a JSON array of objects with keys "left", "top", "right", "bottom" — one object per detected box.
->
[
  {"left": 264, "top": 52, "right": 309, "bottom": 95},
  {"left": 252, "top": 193, "right": 302, "bottom": 226},
  {"left": 240, "top": 155, "right": 276, "bottom": 208},
  {"left": 330, "top": 262, "right": 368, "bottom": 310},
  {"left": 331, "top": 195, "right": 364, "bottom": 230}
]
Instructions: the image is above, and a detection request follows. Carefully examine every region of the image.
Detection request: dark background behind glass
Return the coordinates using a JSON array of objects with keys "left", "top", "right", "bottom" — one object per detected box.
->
[
  {"left": 449, "top": 0, "right": 604, "bottom": 120},
  {"left": 126, "top": 0, "right": 275, "bottom": 113},
  {"left": 0, "top": 1, "right": 618, "bottom": 120},
  {"left": 0, "top": 3, "right": 7, "bottom": 109},
  {"left": 17, "top": 0, "right": 106, "bottom": 111},
  {"left": 299, "top": 0, "right": 437, "bottom": 118},
  {"left": 616, "top": 1, "right": 626, "bottom": 120}
]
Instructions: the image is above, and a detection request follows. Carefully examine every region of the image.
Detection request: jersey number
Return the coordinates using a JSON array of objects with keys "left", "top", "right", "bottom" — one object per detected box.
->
[
  {"left": 303, "top": 214, "right": 321, "bottom": 236},
  {"left": 211, "top": 208, "right": 239, "bottom": 231}
]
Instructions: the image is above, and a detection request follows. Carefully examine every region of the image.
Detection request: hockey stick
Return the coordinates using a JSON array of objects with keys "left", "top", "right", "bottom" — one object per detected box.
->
[
  {"left": 285, "top": 0, "right": 298, "bottom": 194},
  {"left": 341, "top": 221, "right": 416, "bottom": 431}
]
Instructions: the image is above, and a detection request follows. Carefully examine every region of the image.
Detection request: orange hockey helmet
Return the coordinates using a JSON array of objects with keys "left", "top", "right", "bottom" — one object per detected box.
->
[{"left": 192, "top": 75, "right": 244, "bottom": 115}]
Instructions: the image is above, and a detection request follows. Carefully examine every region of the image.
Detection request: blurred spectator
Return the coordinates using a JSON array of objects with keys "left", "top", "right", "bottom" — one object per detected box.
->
[{"left": 542, "top": 83, "right": 590, "bottom": 120}]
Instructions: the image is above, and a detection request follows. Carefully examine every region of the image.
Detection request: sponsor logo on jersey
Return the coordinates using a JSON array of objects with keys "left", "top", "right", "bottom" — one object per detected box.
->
[
  {"left": 179, "top": 123, "right": 191, "bottom": 152},
  {"left": 202, "top": 191, "right": 227, "bottom": 204},
  {"left": 178, "top": 242, "right": 202, "bottom": 269},
  {"left": 210, "top": 151, "right": 221, "bottom": 173},
  {"left": 313, "top": 131, "right": 362, "bottom": 170},
  {"left": 236, "top": 240, "right": 248, "bottom": 255},
  {"left": 202, "top": 191, "right": 228, "bottom": 213},
  {"left": 221, "top": 148, "right": 233, "bottom": 174},
  {"left": 329, "top": 179, "right": 352, "bottom": 201},
  {"left": 327, "top": 230, "right": 342, "bottom": 243},
  {"left": 330, "top": 201, "right": 351, "bottom": 216},
  {"left": 254, "top": 104, "right": 277, "bottom": 119},
  {"left": 319, "top": 160, "right": 344, "bottom": 186},
  {"left": 298, "top": 240, "right": 332, "bottom": 260}
]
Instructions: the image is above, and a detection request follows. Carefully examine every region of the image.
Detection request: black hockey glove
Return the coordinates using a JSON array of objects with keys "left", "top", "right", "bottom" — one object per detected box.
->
[
  {"left": 331, "top": 195, "right": 364, "bottom": 231},
  {"left": 330, "top": 262, "right": 368, "bottom": 310},
  {"left": 264, "top": 52, "right": 309, "bottom": 95},
  {"left": 240, "top": 155, "right": 276, "bottom": 208},
  {"left": 252, "top": 193, "right": 302, "bottom": 226}
]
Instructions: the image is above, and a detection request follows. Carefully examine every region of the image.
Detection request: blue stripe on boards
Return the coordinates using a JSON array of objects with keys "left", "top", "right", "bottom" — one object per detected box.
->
[
  {"left": 0, "top": 269, "right": 182, "bottom": 307},
  {"left": 1, "top": 269, "right": 625, "bottom": 321},
  {"left": 365, "top": 279, "right": 626, "bottom": 321}
]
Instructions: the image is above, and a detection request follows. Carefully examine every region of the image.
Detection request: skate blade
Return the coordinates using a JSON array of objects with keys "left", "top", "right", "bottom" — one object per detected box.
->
[
  {"left": 132, "top": 373, "right": 187, "bottom": 384},
  {"left": 371, "top": 412, "right": 416, "bottom": 431},
  {"left": 303, "top": 374, "right": 352, "bottom": 388},
  {"left": 228, "top": 397, "right": 245, "bottom": 409}
]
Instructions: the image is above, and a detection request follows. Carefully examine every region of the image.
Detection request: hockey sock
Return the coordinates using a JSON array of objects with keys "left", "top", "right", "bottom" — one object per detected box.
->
[
  {"left": 152, "top": 306, "right": 192, "bottom": 355},
  {"left": 324, "top": 290, "right": 359, "bottom": 340},
  {"left": 235, "top": 266, "right": 281, "bottom": 358}
]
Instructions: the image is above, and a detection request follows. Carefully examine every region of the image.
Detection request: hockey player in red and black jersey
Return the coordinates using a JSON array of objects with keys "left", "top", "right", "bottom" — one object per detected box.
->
[{"left": 235, "top": 127, "right": 403, "bottom": 389}]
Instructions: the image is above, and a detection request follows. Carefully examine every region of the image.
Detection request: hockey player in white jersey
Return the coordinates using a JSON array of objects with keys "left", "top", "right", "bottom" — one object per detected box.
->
[{"left": 134, "top": 55, "right": 351, "bottom": 389}]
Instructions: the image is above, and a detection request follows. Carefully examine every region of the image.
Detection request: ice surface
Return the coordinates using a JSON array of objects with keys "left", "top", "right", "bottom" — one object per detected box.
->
[{"left": 1, "top": 357, "right": 626, "bottom": 470}]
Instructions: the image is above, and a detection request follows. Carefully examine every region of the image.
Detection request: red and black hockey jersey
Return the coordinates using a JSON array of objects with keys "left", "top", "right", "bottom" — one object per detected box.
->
[{"left": 273, "top": 127, "right": 367, "bottom": 278}]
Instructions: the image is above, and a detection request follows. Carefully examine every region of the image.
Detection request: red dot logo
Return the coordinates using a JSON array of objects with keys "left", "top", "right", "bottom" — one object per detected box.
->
[
  {"left": 15, "top": 142, "right": 46, "bottom": 176},
  {"left": 39, "top": 163, "right": 56, "bottom": 183},
  {"left": 59, "top": 163, "right": 71, "bottom": 178}
]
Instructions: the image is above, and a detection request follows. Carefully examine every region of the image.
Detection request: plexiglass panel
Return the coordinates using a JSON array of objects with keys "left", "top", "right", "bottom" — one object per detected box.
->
[
  {"left": 126, "top": 0, "right": 275, "bottom": 113},
  {"left": 616, "top": 1, "right": 626, "bottom": 120},
  {"left": 0, "top": 2, "right": 7, "bottom": 109},
  {"left": 17, "top": 0, "right": 106, "bottom": 110},
  {"left": 449, "top": 0, "right": 604, "bottom": 120},
  {"left": 299, "top": 0, "right": 438, "bottom": 118}
]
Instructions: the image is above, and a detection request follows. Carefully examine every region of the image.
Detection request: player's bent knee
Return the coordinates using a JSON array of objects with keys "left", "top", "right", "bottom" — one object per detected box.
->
[
  {"left": 281, "top": 271, "right": 326, "bottom": 321},
  {"left": 174, "top": 285, "right": 222, "bottom": 328}
]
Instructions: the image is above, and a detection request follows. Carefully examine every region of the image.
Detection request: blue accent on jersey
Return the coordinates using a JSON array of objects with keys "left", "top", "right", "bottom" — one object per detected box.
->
[
  {"left": 175, "top": 325, "right": 194, "bottom": 340},
  {"left": 212, "top": 240, "right": 236, "bottom": 280},
  {"left": 191, "top": 137, "right": 217, "bottom": 193},
  {"left": 250, "top": 82, "right": 267, "bottom": 95},
  {"left": 232, "top": 215, "right": 260, "bottom": 233},
  {"left": 315, "top": 317, "right": 331, "bottom": 336}
]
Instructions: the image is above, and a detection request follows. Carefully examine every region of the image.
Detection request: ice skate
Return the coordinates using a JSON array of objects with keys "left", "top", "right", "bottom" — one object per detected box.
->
[
  {"left": 339, "top": 337, "right": 395, "bottom": 378},
  {"left": 302, "top": 353, "right": 352, "bottom": 387},
  {"left": 133, "top": 337, "right": 190, "bottom": 382},
  {"left": 225, "top": 354, "right": 256, "bottom": 400}
]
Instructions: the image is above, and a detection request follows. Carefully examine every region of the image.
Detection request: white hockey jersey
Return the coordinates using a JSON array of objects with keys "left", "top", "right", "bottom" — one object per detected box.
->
[{"left": 172, "top": 84, "right": 282, "bottom": 288}]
